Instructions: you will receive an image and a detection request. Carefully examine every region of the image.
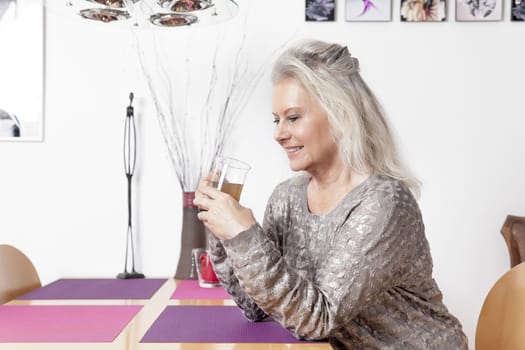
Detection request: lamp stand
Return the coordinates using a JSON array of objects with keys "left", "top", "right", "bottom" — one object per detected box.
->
[{"left": 117, "top": 92, "right": 144, "bottom": 280}]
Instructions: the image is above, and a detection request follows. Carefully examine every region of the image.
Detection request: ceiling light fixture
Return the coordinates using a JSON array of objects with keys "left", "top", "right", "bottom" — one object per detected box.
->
[{"left": 47, "top": 0, "right": 239, "bottom": 27}]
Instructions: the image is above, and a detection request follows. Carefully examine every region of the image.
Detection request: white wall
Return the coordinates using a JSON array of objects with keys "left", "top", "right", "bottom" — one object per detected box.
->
[{"left": 1, "top": 0, "right": 524, "bottom": 347}]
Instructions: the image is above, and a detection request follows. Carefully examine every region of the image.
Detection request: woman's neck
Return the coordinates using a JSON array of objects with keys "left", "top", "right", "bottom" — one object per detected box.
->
[{"left": 307, "top": 163, "right": 369, "bottom": 215}]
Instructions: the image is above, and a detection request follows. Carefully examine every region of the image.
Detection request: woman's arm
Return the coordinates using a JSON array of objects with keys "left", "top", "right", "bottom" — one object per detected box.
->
[
  {"left": 221, "top": 184, "right": 422, "bottom": 340},
  {"left": 205, "top": 185, "right": 287, "bottom": 321},
  {"left": 207, "top": 231, "right": 268, "bottom": 321},
  {"left": 194, "top": 172, "right": 271, "bottom": 321}
]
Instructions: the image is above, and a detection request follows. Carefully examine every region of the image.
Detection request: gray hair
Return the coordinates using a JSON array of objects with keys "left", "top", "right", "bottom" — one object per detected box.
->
[{"left": 271, "top": 39, "right": 420, "bottom": 196}]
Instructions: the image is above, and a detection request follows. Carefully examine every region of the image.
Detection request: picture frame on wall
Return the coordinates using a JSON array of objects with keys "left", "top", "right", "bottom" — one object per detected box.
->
[
  {"left": 0, "top": 1, "right": 44, "bottom": 142},
  {"left": 346, "top": 0, "right": 392, "bottom": 21},
  {"left": 456, "top": 0, "right": 503, "bottom": 21},
  {"left": 511, "top": 0, "right": 525, "bottom": 20},
  {"left": 305, "top": 0, "right": 336, "bottom": 22},
  {"left": 400, "top": 0, "right": 446, "bottom": 21}
]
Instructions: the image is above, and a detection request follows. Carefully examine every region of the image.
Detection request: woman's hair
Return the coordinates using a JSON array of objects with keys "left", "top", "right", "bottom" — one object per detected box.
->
[{"left": 271, "top": 39, "right": 421, "bottom": 196}]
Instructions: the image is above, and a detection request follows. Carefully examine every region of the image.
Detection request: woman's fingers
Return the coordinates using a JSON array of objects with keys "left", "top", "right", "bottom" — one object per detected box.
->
[
  {"left": 195, "top": 191, "right": 217, "bottom": 211},
  {"left": 197, "top": 206, "right": 208, "bottom": 221},
  {"left": 201, "top": 171, "right": 213, "bottom": 184},
  {"left": 194, "top": 172, "right": 216, "bottom": 208},
  {"left": 195, "top": 172, "right": 213, "bottom": 196},
  {"left": 199, "top": 185, "right": 223, "bottom": 200},
  {"left": 194, "top": 185, "right": 224, "bottom": 209}
]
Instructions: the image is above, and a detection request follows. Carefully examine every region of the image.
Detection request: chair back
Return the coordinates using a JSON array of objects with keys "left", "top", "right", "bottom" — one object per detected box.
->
[
  {"left": 501, "top": 215, "right": 525, "bottom": 268},
  {"left": 476, "top": 262, "right": 525, "bottom": 350},
  {"left": 0, "top": 244, "right": 41, "bottom": 304}
]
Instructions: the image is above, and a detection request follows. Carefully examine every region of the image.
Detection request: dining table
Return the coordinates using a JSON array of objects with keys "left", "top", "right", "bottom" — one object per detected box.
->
[{"left": 0, "top": 278, "right": 330, "bottom": 349}]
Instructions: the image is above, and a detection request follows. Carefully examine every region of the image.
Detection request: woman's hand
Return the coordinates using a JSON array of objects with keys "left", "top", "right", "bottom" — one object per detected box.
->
[{"left": 194, "top": 174, "right": 256, "bottom": 240}]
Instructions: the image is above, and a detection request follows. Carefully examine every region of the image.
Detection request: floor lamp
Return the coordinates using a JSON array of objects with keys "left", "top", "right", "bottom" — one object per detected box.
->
[{"left": 117, "top": 92, "right": 145, "bottom": 279}]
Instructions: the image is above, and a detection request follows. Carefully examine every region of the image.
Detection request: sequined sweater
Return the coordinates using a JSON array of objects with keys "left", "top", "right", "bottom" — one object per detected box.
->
[{"left": 207, "top": 174, "right": 468, "bottom": 349}]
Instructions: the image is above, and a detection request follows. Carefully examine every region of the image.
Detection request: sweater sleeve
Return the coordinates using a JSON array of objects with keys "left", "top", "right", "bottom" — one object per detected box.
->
[
  {"left": 206, "top": 184, "right": 287, "bottom": 322},
  {"left": 207, "top": 231, "right": 268, "bottom": 321},
  {"left": 221, "top": 183, "right": 422, "bottom": 340}
]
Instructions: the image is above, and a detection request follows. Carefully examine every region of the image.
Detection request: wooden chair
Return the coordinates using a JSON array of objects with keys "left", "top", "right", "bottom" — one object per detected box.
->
[
  {"left": 0, "top": 244, "right": 41, "bottom": 304},
  {"left": 501, "top": 215, "right": 525, "bottom": 268},
  {"left": 476, "top": 261, "right": 525, "bottom": 350}
]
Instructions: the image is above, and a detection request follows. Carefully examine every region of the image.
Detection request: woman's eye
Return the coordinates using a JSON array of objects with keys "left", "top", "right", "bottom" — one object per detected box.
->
[
  {"left": 273, "top": 115, "right": 300, "bottom": 125},
  {"left": 287, "top": 115, "right": 300, "bottom": 123}
]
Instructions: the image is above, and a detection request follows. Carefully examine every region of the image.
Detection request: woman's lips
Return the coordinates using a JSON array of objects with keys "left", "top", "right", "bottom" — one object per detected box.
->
[{"left": 285, "top": 146, "right": 303, "bottom": 156}]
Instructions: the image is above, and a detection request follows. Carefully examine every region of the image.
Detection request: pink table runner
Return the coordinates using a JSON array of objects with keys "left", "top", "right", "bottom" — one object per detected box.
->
[
  {"left": 0, "top": 305, "right": 141, "bottom": 342},
  {"left": 171, "top": 280, "right": 231, "bottom": 300}
]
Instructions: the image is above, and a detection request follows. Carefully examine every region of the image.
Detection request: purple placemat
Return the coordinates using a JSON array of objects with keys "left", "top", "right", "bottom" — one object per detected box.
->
[
  {"left": 18, "top": 278, "right": 167, "bottom": 300},
  {"left": 141, "top": 306, "right": 317, "bottom": 343},
  {"left": 171, "top": 280, "right": 231, "bottom": 300}
]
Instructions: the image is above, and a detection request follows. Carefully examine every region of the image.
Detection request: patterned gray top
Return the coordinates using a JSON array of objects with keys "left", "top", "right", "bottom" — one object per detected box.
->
[{"left": 208, "top": 174, "right": 468, "bottom": 349}]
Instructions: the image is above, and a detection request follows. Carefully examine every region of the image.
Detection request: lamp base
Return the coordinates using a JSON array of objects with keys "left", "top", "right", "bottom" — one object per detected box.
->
[{"left": 117, "top": 271, "right": 145, "bottom": 279}]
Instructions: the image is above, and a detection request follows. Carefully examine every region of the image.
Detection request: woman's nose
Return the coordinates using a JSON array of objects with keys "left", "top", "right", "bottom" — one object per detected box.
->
[{"left": 273, "top": 122, "right": 290, "bottom": 142}]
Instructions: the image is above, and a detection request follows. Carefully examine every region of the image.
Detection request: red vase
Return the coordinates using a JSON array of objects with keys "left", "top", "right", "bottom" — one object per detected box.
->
[{"left": 174, "top": 192, "right": 206, "bottom": 279}]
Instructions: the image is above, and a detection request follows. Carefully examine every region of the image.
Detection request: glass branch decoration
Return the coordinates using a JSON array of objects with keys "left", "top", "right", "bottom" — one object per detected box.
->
[
  {"left": 117, "top": 0, "right": 289, "bottom": 279},
  {"left": 131, "top": 14, "right": 277, "bottom": 278}
]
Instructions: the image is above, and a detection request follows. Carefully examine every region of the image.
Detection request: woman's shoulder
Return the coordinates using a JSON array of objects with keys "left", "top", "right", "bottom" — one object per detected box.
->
[
  {"left": 367, "top": 174, "right": 413, "bottom": 195},
  {"left": 351, "top": 176, "right": 424, "bottom": 241},
  {"left": 363, "top": 175, "right": 419, "bottom": 210}
]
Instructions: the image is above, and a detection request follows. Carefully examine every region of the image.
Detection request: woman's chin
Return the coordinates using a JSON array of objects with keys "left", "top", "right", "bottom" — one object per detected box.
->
[{"left": 288, "top": 162, "right": 305, "bottom": 172}]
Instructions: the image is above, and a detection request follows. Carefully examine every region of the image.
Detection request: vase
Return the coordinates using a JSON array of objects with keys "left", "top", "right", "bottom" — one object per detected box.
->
[{"left": 174, "top": 192, "right": 206, "bottom": 279}]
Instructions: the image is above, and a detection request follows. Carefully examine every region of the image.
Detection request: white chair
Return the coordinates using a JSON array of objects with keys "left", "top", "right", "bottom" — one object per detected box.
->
[{"left": 0, "top": 244, "right": 41, "bottom": 304}]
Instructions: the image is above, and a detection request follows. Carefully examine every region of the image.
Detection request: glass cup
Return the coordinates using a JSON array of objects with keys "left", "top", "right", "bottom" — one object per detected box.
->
[
  {"left": 210, "top": 156, "right": 251, "bottom": 201},
  {"left": 192, "top": 248, "right": 221, "bottom": 288}
]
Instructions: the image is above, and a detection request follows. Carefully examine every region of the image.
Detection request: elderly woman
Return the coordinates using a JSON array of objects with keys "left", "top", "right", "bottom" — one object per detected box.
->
[{"left": 194, "top": 39, "right": 468, "bottom": 349}]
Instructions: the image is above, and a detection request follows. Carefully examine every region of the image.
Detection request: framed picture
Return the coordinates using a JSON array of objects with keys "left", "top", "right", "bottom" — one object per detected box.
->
[
  {"left": 305, "top": 0, "right": 336, "bottom": 21},
  {"left": 511, "top": 0, "right": 525, "bottom": 20},
  {"left": 346, "top": 0, "right": 392, "bottom": 21},
  {"left": 400, "top": 0, "right": 446, "bottom": 21},
  {"left": 456, "top": 0, "right": 503, "bottom": 21},
  {"left": 0, "top": 1, "right": 44, "bottom": 141}
]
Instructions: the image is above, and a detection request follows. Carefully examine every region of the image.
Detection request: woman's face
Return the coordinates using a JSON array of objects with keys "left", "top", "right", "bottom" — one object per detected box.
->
[{"left": 272, "top": 78, "right": 339, "bottom": 173}]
